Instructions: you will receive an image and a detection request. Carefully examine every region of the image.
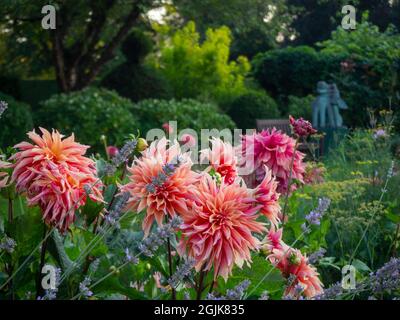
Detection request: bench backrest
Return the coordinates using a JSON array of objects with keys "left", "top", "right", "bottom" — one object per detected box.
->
[{"left": 256, "top": 119, "right": 291, "bottom": 134}]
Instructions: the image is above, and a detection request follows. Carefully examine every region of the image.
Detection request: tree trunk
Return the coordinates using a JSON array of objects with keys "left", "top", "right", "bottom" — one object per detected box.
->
[{"left": 51, "top": 2, "right": 142, "bottom": 93}]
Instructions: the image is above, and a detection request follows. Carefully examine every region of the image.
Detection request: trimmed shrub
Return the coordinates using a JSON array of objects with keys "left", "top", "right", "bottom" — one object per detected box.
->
[
  {"left": 131, "top": 99, "right": 235, "bottom": 135},
  {"left": 227, "top": 91, "right": 280, "bottom": 130},
  {"left": 36, "top": 88, "right": 139, "bottom": 152},
  {"left": 0, "top": 92, "right": 34, "bottom": 149},
  {"left": 101, "top": 64, "right": 172, "bottom": 102},
  {"left": 252, "top": 46, "right": 344, "bottom": 99},
  {"left": 101, "top": 30, "right": 172, "bottom": 102}
]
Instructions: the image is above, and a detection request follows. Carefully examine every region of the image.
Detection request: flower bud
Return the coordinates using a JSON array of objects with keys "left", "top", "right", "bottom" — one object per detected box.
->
[{"left": 136, "top": 138, "right": 148, "bottom": 152}]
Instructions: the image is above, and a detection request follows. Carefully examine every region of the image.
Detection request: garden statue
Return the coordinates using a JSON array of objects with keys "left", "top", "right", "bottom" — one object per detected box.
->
[{"left": 312, "top": 81, "right": 348, "bottom": 128}]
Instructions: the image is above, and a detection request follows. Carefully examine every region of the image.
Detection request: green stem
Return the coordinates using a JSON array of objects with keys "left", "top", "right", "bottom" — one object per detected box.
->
[
  {"left": 167, "top": 238, "right": 176, "bottom": 300},
  {"left": 196, "top": 268, "right": 207, "bottom": 300},
  {"left": 36, "top": 224, "right": 50, "bottom": 299},
  {"left": 282, "top": 139, "right": 299, "bottom": 224}
]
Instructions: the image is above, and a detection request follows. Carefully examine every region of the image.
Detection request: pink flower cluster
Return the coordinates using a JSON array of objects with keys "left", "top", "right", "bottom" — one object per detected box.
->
[
  {"left": 289, "top": 115, "right": 317, "bottom": 138},
  {"left": 10, "top": 128, "right": 103, "bottom": 232},
  {"left": 122, "top": 137, "right": 284, "bottom": 280},
  {"left": 240, "top": 128, "right": 306, "bottom": 193}
]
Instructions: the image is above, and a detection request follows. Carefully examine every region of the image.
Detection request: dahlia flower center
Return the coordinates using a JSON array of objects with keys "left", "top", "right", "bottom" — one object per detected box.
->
[{"left": 209, "top": 210, "right": 230, "bottom": 228}]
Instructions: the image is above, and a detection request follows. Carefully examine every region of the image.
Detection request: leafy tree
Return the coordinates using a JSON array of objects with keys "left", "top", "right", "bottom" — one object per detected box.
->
[
  {"left": 153, "top": 22, "right": 250, "bottom": 103},
  {"left": 172, "top": 0, "right": 292, "bottom": 59},
  {"left": 0, "top": 0, "right": 163, "bottom": 92},
  {"left": 287, "top": 0, "right": 400, "bottom": 46}
]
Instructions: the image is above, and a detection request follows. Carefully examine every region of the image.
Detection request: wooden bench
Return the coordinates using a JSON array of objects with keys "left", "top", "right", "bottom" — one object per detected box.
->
[{"left": 256, "top": 119, "right": 291, "bottom": 135}]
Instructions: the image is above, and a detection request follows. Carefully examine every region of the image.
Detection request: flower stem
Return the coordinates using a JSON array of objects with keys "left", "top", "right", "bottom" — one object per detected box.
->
[
  {"left": 196, "top": 269, "right": 207, "bottom": 300},
  {"left": 167, "top": 238, "right": 176, "bottom": 300},
  {"left": 36, "top": 224, "right": 50, "bottom": 298},
  {"left": 282, "top": 139, "right": 299, "bottom": 224},
  {"left": 7, "top": 197, "right": 13, "bottom": 224},
  {"left": 6, "top": 196, "right": 14, "bottom": 299}
]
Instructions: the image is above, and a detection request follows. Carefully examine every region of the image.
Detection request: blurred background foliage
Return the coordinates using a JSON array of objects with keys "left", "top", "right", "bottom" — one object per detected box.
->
[{"left": 0, "top": 0, "right": 399, "bottom": 144}]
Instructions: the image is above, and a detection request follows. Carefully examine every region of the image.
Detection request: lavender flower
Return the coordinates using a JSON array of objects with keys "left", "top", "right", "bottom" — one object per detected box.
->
[
  {"left": 293, "top": 283, "right": 304, "bottom": 296},
  {"left": 0, "top": 101, "right": 8, "bottom": 118},
  {"left": 125, "top": 248, "right": 139, "bottom": 264},
  {"left": 314, "top": 282, "right": 343, "bottom": 300},
  {"left": 104, "top": 192, "right": 130, "bottom": 229},
  {"left": 373, "top": 129, "right": 387, "bottom": 140},
  {"left": 138, "top": 216, "right": 182, "bottom": 257},
  {"left": 370, "top": 257, "right": 400, "bottom": 294},
  {"left": 112, "top": 140, "right": 137, "bottom": 167},
  {"left": 0, "top": 236, "right": 17, "bottom": 253},
  {"left": 308, "top": 248, "right": 326, "bottom": 265},
  {"left": 206, "top": 293, "right": 226, "bottom": 300},
  {"left": 225, "top": 280, "right": 251, "bottom": 300},
  {"left": 79, "top": 276, "right": 93, "bottom": 298},
  {"left": 305, "top": 197, "right": 331, "bottom": 226},
  {"left": 259, "top": 291, "right": 270, "bottom": 300},
  {"left": 168, "top": 258, "right": 195, "bottom": 289},
  {"left": 146, "top": 156, "right": 184, "bottom": 194},
  {"left": 301, "top": 223, "right": 311, "bottom": 234},
  {"left": 38, "top": 267, "right": 61, "bottom": 300}
]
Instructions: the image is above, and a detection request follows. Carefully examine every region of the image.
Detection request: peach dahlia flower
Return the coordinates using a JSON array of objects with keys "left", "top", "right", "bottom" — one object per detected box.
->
[
  {"left": 121, "top": 138, "right": 198, "bottom": 235},
  {"left": 178, "top": 175, "right": 265, "bottom": 281},
  {"left": 200, "top": 138, "right": 238, "bottom": 185},
  {"left": 10, "top": 128, "right": 103, "bottom": 232},
  {"left": 240, "top": 129, "right": 305, "bottom": 193},
  {"left": 253, "top": 166, "right": 281, "bottom": 227},
  {"left": 268, "top": 247, "right": 324, "bottom": 299}
]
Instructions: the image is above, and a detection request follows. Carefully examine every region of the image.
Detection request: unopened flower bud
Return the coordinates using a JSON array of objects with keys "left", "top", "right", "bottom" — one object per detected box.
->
[{"left": 136, "top": 138, "right": 148, "bottom": 152}]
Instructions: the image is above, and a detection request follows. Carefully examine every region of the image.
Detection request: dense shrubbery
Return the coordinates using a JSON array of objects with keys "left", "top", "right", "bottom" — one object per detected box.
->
[
  {"left": 102, "top": 30, "right": 172, "bottom": 102},
  {"left": 286, "top": 95, "right": 315, "bottom": 120},
  {"left": 252, "top": 19, "right": 400, "bottom": 129},
  {"left": 319, "top": 19, "right": 400, "bottom": 128},
  {"left": 252, "top": 46, "right": 343, "bottom": 100},
  {"left": 131, "top": 98, "right": 235, "bottom": 135},
  {"left": 152, "top": 22, "right": 250, "bottom": 103},
  {"left": 227, "top": 90, "right": 280, "bottom": 129},
  {"left": 0, "top": 92, "right": 33, "bottom": 149},
  {"left": 36, "top": 88, "right": 138, "bottom": 152}
]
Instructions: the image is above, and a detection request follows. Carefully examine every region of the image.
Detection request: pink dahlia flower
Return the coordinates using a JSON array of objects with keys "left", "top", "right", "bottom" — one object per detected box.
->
[
  {"left": 289, "top": 115, "right": 317, "bottom": 138},
  {"left": 10, "top": 128, "right": 103, "bottom": 232},
  {"left": 268, "top": 247, "right": 323, "bottom": 299},
  {"left": 178, "top": 175, "right": 265, "bottom": 281},
  {"left": 261, "top": 227, "right": 284, "bottom": 253},
  {"left": 240, "top": 129, "right": 305, "bottom": 193},
  {"left": 200, "top": 138, "right": 238, "bottom": 185},
  {"left": 253, "top": 166, "right": 281, "bottom": 227},
  {"left": 0, "top": 160, "right": 12, "bottom": 189},
  {"left": 120, "top": 138, "right": 198, "bottom": 236}
]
